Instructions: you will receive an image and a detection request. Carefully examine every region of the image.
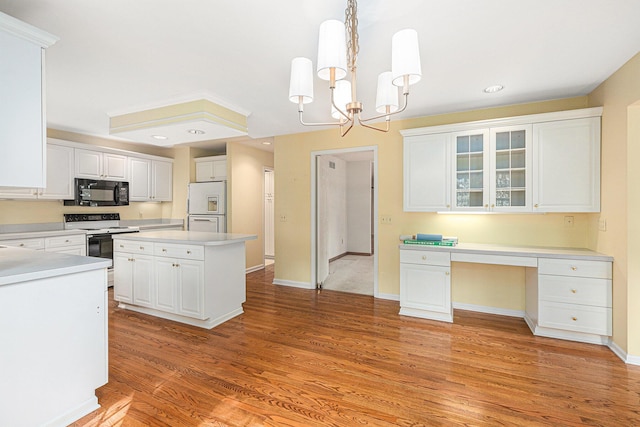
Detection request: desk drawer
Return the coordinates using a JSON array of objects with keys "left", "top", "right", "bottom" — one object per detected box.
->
[
  {"left": 539, "top": 275, "right": 611, "bottom": 307},
  {"left": 154, "top": 243, "right": 204, "bottom": 261},
  {"left": 400, "top": 249, "right": 450, "bottom": 266},
  {"left": 538, "top": 258, "right": 611, "bottom": 279},
  {"left": 113, "top": 239, "right": 153, "bottom": 255},
  {"left": 539, "top": 301, "right": 611, "bottom": 336}
]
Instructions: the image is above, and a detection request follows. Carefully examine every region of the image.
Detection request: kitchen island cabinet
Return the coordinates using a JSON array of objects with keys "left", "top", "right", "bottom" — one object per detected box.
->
[
  {"left": 0, "top": 246, "right": 110, "bottom": 427},
  {"left": 113, "top": 230, "right": 257, "bottom": 329}
]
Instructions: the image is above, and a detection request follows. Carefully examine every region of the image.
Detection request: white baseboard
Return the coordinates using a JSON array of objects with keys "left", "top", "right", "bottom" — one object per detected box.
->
[
  {"left": 376, "top": 293, "right": 399, "bottom": 301},
  {"left": 272, "top": 278, "right": 314, "bottom": 290},
  {"left": 246, "top": 264, "right": 264, "bottom": 274},
  {"left": 608, "top": 340, "right": 640, "bottom": 365},
  {"left": 453, "top": 302, "right": 525, "bottom": 318}
]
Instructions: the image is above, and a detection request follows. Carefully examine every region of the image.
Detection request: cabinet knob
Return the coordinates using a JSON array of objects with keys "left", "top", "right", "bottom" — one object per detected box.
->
[
  {"left": 65, "top": 239, "right": 70, "bottom": 243},
  {"left": 19, "top": 243, "right": 24, "bottom": 247},
  {"left": 446, "top": 204, "right": 451, "bottom": 208},
  {"left": 140, "top": 246, "right": 144, "bottom": 250},
  {"left": 187, "top": 250, "right": 192, "bottom": 254},
  {"left": 484, "top": 204, "right": 489, "bottom": 208},
  {"left": 162, "top": 248, "right": 167, "bottom": 252},
  {"left": 175, "top": 263, "right": 180, "bottom": 268},
  {"left": 534, "top": 204, "right": 539, "bottom": 208},
  {"left": 571, "top": 266, "right": 577, "bottom": 271},
  {"left": 571, "top": 289, "right": 577, "bottom": 294},
  {"left": 119, "top": 244, "right": 124, "bottom": 248},
  {"left": 491, "top": 204, "right": 495, "bottom": 208},
  {"left": 571, "top": 316, "right": 577, "bottom": 321},
  {"left": 421, "top": 255, "right": 427, "bottom": 260},
  {"left": 446, "top": 271, "right": 450, "bottom": 276}
]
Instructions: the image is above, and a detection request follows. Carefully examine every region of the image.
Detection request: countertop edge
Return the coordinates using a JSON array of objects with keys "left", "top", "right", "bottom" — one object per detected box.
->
[
  {"left": 112, "top": 231, "right": 257, "bottom": 245},
  {"left": 399, "top": 243, "right": 614, "bottom": 262}
]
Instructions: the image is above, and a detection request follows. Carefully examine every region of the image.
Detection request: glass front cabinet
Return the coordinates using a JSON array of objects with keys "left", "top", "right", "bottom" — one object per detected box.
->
[{"left": 452, "top": 125, "right": 532, "bottom": 212}]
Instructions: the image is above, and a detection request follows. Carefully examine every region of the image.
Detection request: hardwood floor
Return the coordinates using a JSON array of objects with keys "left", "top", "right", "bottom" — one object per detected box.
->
[{"left": 73, "top": 265, "right": 640, "bottom": 426}]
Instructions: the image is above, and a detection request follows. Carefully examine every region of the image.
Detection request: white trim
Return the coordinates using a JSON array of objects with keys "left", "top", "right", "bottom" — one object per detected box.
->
[
  {"left": 246, "top": 264, "right": 264, "bottom": 274},
  {"left": 310, "top": 146, "right": 379, "bottom": 298},
  {"left": 608, "top": 340, "right": 640, "bottom": 365},
  {"left": 47, "top": 137, "right": 174, "bottom": 163},
  {"left": 0, "top": 11, "right": 59, "bottom": 47},
  {"left": 453, "top": 302, "right": 525, "bottom": 318},
  {"left": 400, "top": 107, "right": 603, "bottom": 137},
  {"left": 376, "top": 293, "right": 400, "bottom": 301},
  {"left": 272, "top": 278, "right": 314, "bottom": 290}
]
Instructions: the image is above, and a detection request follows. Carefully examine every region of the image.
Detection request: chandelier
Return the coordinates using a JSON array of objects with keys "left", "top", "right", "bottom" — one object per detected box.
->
[{"left": 288, "top": 0, "right": 422, "bottom": 136}]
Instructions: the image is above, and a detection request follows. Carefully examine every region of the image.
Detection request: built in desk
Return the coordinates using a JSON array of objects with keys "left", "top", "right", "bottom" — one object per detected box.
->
[{"left": 399, "top": 243, "right": 613, "bottom": 345}]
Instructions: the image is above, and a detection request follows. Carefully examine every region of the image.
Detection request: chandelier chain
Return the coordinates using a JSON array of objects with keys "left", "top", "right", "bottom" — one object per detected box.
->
[{"left": 345, "top": 0, "right": 359, "bottom": 71}]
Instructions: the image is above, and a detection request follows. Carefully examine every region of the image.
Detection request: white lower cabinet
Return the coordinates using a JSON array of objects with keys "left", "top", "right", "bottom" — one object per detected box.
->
[
  {"left": 399, "top": 249, "right": 452, "bottom": 322},
  {"left": 526, "top": 258, "right": 612, "bottom": 343},
  {"left": 154, "top": 255, "right": 205, "bottom": 319},
  {"left": 113, "top": 240, "right": 154, "bottom": 305}
]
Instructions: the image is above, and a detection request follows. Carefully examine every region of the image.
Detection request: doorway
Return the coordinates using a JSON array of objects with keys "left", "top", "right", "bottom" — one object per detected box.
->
[
  {"left": 311, "top": 147, "right": 378, "bottom": 297},
  {"left": 264, "top": 168, "right": 275, "bottom": 267}
]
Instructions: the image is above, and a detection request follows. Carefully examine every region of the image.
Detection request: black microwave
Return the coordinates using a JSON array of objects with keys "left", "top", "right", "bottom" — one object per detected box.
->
[{"left": 64, "top": 178, "right": 129, "bottom": 206}]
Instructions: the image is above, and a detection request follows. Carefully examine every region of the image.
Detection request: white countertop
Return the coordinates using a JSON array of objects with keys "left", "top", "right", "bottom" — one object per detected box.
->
[
  {"left": 112, "top": 230, "right": 257, "bottom": 245},
  {"left": 0, "top": 229, "right": 86, "bottom": 240},
  {"left": 399, "top": 242, "right": 613, "bottom": 262},
  {"left": 0, "top": 246, "right": 111, "bottom": 286}
]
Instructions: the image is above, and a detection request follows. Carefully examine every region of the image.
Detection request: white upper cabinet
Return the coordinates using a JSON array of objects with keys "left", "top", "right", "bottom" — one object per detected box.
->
[
  {"left": 39, "top": 143, "right": 75, "bottom": 199},
  {"left": 0, "top": 13, "right": 57, "bottom": 188},
  {"left": 402, "top": 108, "right": 602, "bottom": 213},
  {"left": 403, "top": 133, "right": 451, "bottom": 211},
  {"left": 129, "top": 157, "right": 173, "bottom": 202},
  {"left": 195, "top": 155, "right": 227, "bottom": 182},
  {"left": 0, "top": 141, "right": 74, "bottom": 200},
  {"left": 75, "top": 149, "right": 128, "bottom": 181},
  {"left": 533, "top": 117, "right": 601, "bottom": 212}
]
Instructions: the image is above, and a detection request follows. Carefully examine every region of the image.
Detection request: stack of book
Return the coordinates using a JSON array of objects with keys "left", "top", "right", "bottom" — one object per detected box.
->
[{"left": 403, "top": 233, "right": 458, "bottom": 246}]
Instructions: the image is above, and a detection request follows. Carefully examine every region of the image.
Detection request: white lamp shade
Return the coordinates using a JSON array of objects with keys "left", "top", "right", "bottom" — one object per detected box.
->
[
  {"left": 331, "top": 80, "right": 352, "bottom": 119},
  {"left": 391, "top": 28, "right": 422, "bottom": 86},
  {"left": 289, "top": 57, "right": 314, "bottom": 104},
  {"left": 375, "top": 71, "right": 399, "bottom": 113},
  {"left": 317, "top": 20, "right": 347, "bottom": 81}
]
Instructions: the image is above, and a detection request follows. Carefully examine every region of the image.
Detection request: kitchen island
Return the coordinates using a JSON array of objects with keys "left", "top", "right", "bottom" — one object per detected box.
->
[
  {"left": 113, "top": 230, "right": 257, "bottom": 329},
  {"left": 0, "top": 246, "right": 111, "bottom": 427}
]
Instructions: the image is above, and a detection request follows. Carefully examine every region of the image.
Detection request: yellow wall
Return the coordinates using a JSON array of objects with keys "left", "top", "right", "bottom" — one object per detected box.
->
[
  {"left": 227, "top": 142, "right": 274, "bottom": 270},
  {"left": 274, "top": 96, "right": 591, "bottom": 309},
  {"left": 588, "top": 51, "right": 640, "bottom": 355}
]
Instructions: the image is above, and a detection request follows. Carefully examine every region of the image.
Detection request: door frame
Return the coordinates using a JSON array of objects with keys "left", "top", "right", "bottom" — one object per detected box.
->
[
  {"left": 310, "top": 146, "right": 379, "bottom": 297},
  {"left": 263, "top": 167, "right": 274, "bottom": 265}
]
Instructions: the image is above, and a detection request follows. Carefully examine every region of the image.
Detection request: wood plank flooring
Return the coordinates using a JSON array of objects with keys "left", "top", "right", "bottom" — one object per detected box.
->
[{"left": 73, "top": 265, "right": 640, "bottom": 426}]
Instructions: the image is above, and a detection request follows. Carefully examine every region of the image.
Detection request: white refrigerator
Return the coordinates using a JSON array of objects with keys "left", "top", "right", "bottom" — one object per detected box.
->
[{"left": 187, "top": 181, "right": 226, "bottom": 233}]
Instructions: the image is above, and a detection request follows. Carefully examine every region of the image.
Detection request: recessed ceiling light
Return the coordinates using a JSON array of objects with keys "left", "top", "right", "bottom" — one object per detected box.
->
[
  {"left": 152, "top": 135, "right": 168, "bottom": 140},
  {"left": 262, "top": 141, "right": 272, "bottom": 145},
  {"left": 187, "top": 129, "right": 205, "bottom": 135},
  {"left": 484, "top": 85, "right": 504, "bottom": 94}
]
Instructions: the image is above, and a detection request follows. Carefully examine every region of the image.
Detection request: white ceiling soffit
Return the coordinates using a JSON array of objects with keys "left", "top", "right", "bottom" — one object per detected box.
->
[{"left": 109, "top": 99, "right": 249, "bottom": 147}]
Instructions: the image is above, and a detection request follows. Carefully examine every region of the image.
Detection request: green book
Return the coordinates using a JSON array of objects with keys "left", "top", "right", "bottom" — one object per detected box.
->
[{"left": 403, "top": 239, "right": 456, "bottom": 246}]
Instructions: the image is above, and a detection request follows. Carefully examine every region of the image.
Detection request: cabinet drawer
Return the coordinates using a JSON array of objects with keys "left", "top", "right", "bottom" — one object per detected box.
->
[
  {"left": 113, "top": 239, "right": 153, "bottom": 255},
  {"left": 0, "top": 237, "right": 45, "bottom": 250},
  {"left": 539, "top": 301, "right": 611, "bottom": 336},
  {"left": 539, "top": 275, "right": 611, "bottom": 307},
  {"left": 538, "top": 258, "right": 611, "bottom": 279},
  {"left": 400, "top": 249, "right": 450, "bottom": 266},
  {"left": 45, "top": 234, "right": 86, "bottom": 248},
  {"left": 154, "top": 243, "right": 204, "bottom": 261}
]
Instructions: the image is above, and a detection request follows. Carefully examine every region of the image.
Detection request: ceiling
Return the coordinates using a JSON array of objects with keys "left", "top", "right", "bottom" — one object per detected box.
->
[{"left": 1, "top": 0, "right": 639, "bottom": 151}]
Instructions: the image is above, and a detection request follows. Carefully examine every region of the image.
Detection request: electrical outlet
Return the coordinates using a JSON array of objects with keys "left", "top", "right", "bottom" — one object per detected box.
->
[
  {"left": 279, "top": 214, "right": 287, "bottom": 222},
  {"left": 381, "top": 216, "right": 392, "bottom": 224},
  {"left": 599, "top": 219, "right": 607, "bottom": 232},
  {"left": 564, "top": 216, "right": 574, "bottom": 228}
]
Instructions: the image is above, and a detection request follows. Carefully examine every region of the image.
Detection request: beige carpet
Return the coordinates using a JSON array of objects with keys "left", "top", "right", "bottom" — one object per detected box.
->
[{"left": 322, "top": 254, "right": 374, "bottom": 296}]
